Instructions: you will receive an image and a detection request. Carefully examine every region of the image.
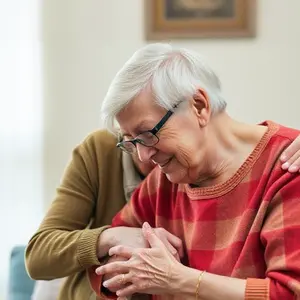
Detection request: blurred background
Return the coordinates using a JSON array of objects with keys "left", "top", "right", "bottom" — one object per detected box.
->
[{"left": 0, "top": 0, "right": 299, "bottom": 298}]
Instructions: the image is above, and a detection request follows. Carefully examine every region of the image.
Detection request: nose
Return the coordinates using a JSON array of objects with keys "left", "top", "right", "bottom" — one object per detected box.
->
[{"left": 136, "top": 143, "right": 157, "bottom": 163}]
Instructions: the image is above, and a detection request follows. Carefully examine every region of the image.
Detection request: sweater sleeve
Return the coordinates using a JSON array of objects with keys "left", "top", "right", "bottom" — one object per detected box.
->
[
  {"left": 25, "top": 133, "right": 111, "bottom": 280},
  {"left": 246, "top": 173, "right": 300, "bottom": 300}
]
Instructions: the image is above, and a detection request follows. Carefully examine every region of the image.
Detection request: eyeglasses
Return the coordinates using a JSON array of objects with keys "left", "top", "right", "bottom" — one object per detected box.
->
[{"left": 117, "top": 106, "right": 177, "bottom": 154}]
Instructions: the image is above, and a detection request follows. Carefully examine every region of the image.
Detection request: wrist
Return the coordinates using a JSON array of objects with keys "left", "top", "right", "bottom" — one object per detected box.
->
[
  {"left": 96, "top": 227, "right": 116, "bottom": 258},
  {"left": 171, "top": 264, "right": 201, "bottom": 297}
]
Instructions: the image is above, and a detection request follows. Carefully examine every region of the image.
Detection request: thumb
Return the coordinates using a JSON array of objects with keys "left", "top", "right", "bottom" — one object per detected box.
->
[{"left": 142, "top": 222, "right": 165, "bottom": 249}]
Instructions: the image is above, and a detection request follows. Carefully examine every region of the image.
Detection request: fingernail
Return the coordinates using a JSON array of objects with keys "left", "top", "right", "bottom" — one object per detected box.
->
[
  {"left": 95, "top": 268, "right": 102, "bottom": 275},
  {"left": 289, "top": 166, "right": 298, "bottom": 173},
  {"left": 143, "top": 222, "right": 150, "bottom": 229},
  {"left": 103, "top": 281, "right": 108, "bottom": 287},
  {"left": 280, "top": 154, "right": 287, "bottom": 162},
  {"left": 282, "top": 162, "right": 290, "bottom": 170}
]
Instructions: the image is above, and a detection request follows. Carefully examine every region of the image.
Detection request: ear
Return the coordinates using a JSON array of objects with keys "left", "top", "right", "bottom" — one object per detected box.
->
[{"left": 192, "top": 89, "right": 211, "bottom": 127}]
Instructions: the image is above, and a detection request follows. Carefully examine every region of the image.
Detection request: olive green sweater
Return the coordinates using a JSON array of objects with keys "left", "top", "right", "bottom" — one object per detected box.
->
[{"left": 25, "top": 130, "right": 142, "bottom": 300}]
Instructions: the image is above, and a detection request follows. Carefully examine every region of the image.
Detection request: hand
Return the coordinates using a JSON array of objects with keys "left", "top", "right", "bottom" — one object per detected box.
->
[
  {"left": 102, "top": 255, "right": 128, "bottom": 293},
  {"left": 100, "top": 226, "right": 184, "bottom": 293},
  {"left": 281, "top": 135, "right": 300, "bottom": 172},
  {"left": 96, "top": 222, "right": 184, "bottom": 298},
  {"left": 98, "top": 226, "right": 183, "bottom": 260}
]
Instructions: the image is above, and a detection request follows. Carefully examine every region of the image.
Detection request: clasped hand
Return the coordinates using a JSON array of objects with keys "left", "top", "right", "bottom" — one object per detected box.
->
[{"left": 96, "top": 222, "right": 184, "bottom": 299}]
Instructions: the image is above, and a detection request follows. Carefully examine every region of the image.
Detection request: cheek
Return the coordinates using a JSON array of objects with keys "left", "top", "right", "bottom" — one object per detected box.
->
[
  {"left": 158, "top": 137, "right": 198, "bottom": 166},
  {"left": 170, "top": 132, "right": 202, "bottom": 166},
  {"left": 175, "top": 144, "right": 197, "bottom": 166},
  {"left": 158, "top": 121, "right": 201, "bottom": 162}
]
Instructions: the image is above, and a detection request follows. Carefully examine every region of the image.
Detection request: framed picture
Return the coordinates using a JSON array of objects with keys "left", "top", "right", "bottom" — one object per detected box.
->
[{"left": 145, "top": 0, "right": 256, "bottom": 40}]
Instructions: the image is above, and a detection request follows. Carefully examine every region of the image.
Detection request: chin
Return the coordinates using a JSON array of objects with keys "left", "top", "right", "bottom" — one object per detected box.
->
[{"left": 165, "top": 171, "right": 190, "bottom": 184}]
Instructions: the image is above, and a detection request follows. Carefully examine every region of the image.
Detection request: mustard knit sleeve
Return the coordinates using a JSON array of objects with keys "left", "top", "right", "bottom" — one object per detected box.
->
[{"left": 25, "top": 132, "right": 112, "bottom": 280}]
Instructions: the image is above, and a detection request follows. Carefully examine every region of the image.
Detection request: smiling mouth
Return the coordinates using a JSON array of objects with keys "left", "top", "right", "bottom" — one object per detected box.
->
[{"left": 158, "top": 158, "right": 172, "bottom": 168}]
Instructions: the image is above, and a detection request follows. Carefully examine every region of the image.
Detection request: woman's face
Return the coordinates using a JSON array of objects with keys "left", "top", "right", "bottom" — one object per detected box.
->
[{"left": 117, "top": 89, "right": 210, "bottom": 184}]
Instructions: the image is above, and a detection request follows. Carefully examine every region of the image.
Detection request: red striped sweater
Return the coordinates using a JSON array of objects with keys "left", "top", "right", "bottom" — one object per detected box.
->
[{"left": 90, "top": 121, "right": 300, "bottom": 300}]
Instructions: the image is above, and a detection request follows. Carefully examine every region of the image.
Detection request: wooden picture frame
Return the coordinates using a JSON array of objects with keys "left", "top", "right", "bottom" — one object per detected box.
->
[{"left": 145, "top": 0, "right": 256, "bottom": 40}]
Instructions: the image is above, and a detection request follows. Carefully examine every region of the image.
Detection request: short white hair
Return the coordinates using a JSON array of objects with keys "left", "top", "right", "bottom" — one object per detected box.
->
[{"left": 101, "top": 43, "right": 227, "bottom": 133}]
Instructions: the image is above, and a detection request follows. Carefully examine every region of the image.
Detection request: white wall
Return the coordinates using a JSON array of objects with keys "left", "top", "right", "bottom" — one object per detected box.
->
[
  {"left": 42, "top": 0, "right": 300, "bottom": 207},
  {"left": 0, "top": 0, "right": 43, "bottom": 298}
]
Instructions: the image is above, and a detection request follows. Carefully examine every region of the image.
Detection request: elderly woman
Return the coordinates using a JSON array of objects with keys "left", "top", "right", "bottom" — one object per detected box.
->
[{"left": 92, "top": 43, "right": 300, "bottom": 300}]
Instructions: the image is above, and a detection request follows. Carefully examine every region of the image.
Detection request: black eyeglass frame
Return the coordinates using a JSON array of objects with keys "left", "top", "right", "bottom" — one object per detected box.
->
[{"left": 116, "top": 106, "right": 177, "bottom": 153}]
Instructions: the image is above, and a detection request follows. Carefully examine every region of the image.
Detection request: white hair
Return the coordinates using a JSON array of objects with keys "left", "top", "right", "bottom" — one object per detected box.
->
[{"left": 101, "top": 43, "right": 227, "bottom": 133}]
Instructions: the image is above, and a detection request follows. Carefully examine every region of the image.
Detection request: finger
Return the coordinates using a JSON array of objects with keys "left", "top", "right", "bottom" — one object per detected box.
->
[
  {"left": 117, "top": 283, "right": 138, "bottom": 297},
  {"left": 160, "top": 239, "right": 180, "bottom": 261},
  {"left": 96, "top": 261, "right": 129, "bottom": 275},
  {"left": 164, "top": 231, "right": 184, "bottom": 258},
  {"left": 174, "top": 251, "right": 180, "bottom": 262},
  {"left": 159, "top": 236, "right": 178, "bottom": 256},
  {"left": 103, "top": 273, "right": 130, "bottom": 290},
  {"left": 280, "top": 136, "right": 300, "bottom": 162},
  {"left": 282, "top": 151, "right": 300, "bottom": 171},
  {"left": 142, "top": 222, "right": 165, "bottom": 249},
  {"left": 109, "top": 245, "right": 135, "bottom": 259},
  {"left": 288, "top": 156, "right": 300, "bottom": 173},
  {"left": 281, "top": 161, "right": 290, "bottom": 170}
]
